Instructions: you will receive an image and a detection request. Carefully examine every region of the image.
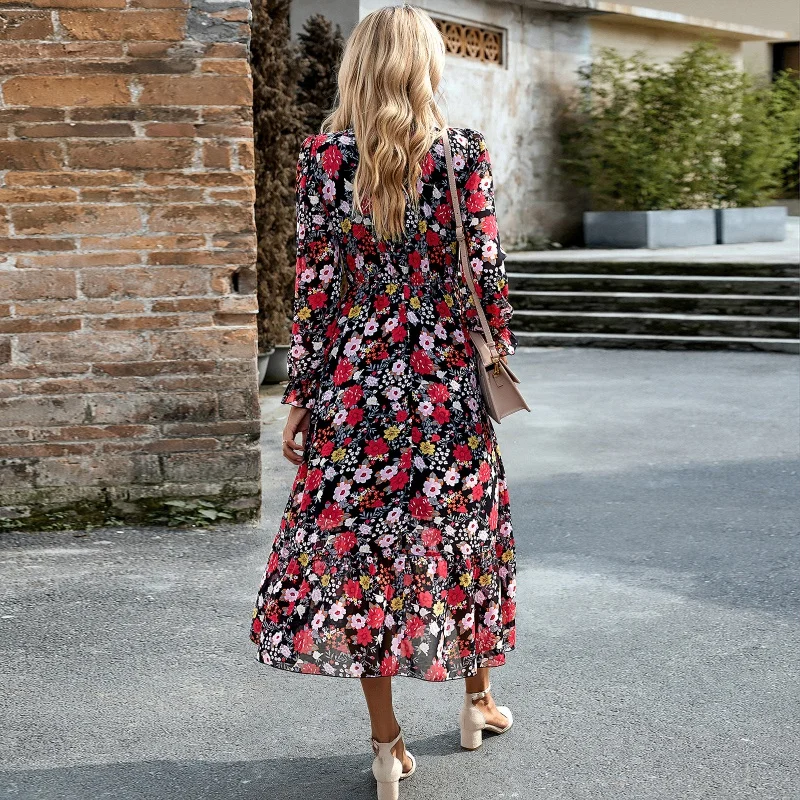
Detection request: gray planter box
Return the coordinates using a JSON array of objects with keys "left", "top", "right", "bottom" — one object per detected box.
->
[
  {"left": 263, "top": 344, "right": 290, "bottom": 384},
  {"left": 584, "top": 209, "right": 717, "bottom": 249},
  {"left": 715, "top": 206, "right": 787, "bottom": 244}
]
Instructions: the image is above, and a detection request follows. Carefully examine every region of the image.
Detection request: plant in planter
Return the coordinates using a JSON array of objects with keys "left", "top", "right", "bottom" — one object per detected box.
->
[
  {"left": 560, "top": 42, "right": 800, "bottom": 248},
  {"left": 251, "top": 0, "right": 303, "bottom": 374}
]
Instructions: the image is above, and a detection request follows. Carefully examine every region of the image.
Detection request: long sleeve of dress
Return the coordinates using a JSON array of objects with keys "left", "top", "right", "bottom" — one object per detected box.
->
[
  {"left": 460, "top": 130, "right": 517, "bottom": 358},
  {"left": 281, "top": 136, "right": 344, "bottom": 409}
]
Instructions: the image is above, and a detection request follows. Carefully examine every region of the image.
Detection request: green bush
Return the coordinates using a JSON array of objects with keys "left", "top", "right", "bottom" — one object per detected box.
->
[{"left": 561, "top": 42, "right": 800, "bottom": 211}]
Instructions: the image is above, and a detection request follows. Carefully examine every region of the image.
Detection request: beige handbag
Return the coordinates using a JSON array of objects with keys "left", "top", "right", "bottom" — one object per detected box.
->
[{"left": 441, "top": 128, "right": 531, "bottom": 424}]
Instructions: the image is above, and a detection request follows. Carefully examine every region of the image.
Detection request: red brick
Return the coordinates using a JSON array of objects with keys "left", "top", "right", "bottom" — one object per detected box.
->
[
  {"left": 147, "top": 249, "right": 252, "bottom": 266},
  {"left": 0, "top": 141, "right": 61, "bottom": 169},
  {"left": 81, "top": 267, "right": 208, "bottom": 298},
  {"left": 161, "top": 449, "right": 259, "bottom": 482},
  {"left": 0, "top": 188, "right": 77, "bottom": 203},
  {"left": 3, "top": 75, "right": 130, "bottom": 106},
  {"left": 204, "top": 43, "right": 247, "bottom": 59},
  {"left": 0, "top": 337, "right": 10, "bottom": 364},
  {"left": 0, "top": 317, "right": 81, "bottom": 334},
  {"left": 80, "top": 234, "right": 204, "bottom": 251},
  {"left": 6, "top": 170, "right": 136, "bottom": 186},
  {"left": 16, "top": 122, "right": 134, "bottom": 138},
  {"left": 15, "top": 331, "right": 150, "bottom": 364},
  {"left": 88, "top": 391, "right": 217, "bottom": 424},
  {"left": 30, "top": 425, "right": 157, "bottom": 441},
  {"left": 1, "top": 443, "right": 96, "bottom": 457},
  {"left": 149, "top": 204, "right": 254, "bottom": 234},
  {"left": 144, "top": 437, "right": 218, "bottom": 453},
  {"left": 13, "top": 298, "right": 145, "bottom": 316},
  {"left": 92, "top": 359, "right": 215, "bottom": 377},
  {"left": 203, "top": 143, "right": 230, "bottom": 169},
  {"left": 90, "top": 315, "right": 183, "bottom": 331},
  {"left": 138, "top": 75, "right": 251, "bottom": 106},
  {"left": 79, "top": 187, "right": 203, "bottom": 203},
  {"left": 12, "top": 205, "right": 141, "bottom": 235},
  {"left": 0, "top": 11, "right": 54, "bottom": 40},
  {"left": 151, "top": 298, "right": 217, "bottom": 313},
  {"left": 68, "top": 140, "right": 193, "bottom": 169},
  {"left": 163, "top": 420, "right": 259, "bottom": 437},
  {"left": 22, "top": 0, "right": 127, "bottom": 7},
  {"left": 144, "top": 171, "right": 250, "bottom": 187},
  {"left": 143, "top": 121, "right": 196, "bottom": 137},
  {"left": 129, "top": 0, "right": 188, "bottom": 8},
  {"left": 59, "top": 11, "right": 185, "bottom": 41},
  {"left": 152, "top": 327, "right": 256, "bottom": 361},
  {"left": 0, "top": 270, "right": 76, "bottom": 300},
  {"left": 15, "top": 252, "right": 140, "bottom": 268},
  {"left": 200, "top": 59, "right": 250, "bottom": 75}
]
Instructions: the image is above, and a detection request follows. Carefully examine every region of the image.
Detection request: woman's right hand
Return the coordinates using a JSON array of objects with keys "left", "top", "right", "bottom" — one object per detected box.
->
[{"left": 282, "top": 406, "right": 310, "bottom": 465}]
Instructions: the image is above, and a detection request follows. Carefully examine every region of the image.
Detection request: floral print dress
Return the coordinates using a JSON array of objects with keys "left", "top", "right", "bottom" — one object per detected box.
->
[{"left": 250, "top": 126, "right": 518, "bottom": 681}]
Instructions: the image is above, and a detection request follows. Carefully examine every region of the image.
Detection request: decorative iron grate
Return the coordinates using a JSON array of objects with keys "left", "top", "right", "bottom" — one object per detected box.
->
[{"left": 433, "top": 17, "right": 503, "bottom": 66}]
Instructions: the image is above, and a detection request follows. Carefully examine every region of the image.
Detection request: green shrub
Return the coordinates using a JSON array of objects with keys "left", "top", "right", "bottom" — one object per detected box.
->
[{"left": 561, "top": 42, "right": 800, "bottom": 211}]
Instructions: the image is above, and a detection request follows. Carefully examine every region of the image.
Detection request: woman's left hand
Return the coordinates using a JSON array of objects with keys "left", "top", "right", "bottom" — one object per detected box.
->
[{"left": 282, "top": 406, "right": 310, "bottom": 465}]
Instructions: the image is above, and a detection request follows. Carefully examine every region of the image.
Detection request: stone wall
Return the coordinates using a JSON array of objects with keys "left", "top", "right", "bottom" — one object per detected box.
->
[{"left": 0, "top": 0, "right": 262, "bottom": 530}]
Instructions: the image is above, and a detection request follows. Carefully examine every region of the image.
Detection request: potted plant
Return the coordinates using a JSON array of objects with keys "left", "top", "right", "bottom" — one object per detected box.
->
[{"left": 561, "top": 44, "right": 800, "bottom": 249}]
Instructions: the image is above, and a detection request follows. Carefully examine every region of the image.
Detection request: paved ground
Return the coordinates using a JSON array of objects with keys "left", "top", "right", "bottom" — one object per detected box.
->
[
  {"left": 1, "top": 348, "right": 799, "bottom": 800},
  {"left": 511, "top": 217, "right": 799, "bottom": 263}
]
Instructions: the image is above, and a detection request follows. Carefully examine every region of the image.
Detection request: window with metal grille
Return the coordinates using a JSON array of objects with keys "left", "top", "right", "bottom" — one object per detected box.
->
[{"left": 432, "top": 17, "right": 504, "bottom": 66}]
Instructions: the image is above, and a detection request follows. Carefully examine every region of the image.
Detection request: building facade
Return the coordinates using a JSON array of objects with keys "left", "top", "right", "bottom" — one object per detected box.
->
[{"left": 291, "top": 0, "right": 788, "bottom": 245}]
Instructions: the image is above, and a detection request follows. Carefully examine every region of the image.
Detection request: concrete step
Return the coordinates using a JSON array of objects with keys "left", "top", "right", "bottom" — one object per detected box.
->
[
  {"left": 512, "top": 310, "right": 799, "bottom": 339},
  {"left": 513, "top": 332, "right": 800, "bottom": 353},
  {"left": 508, "top": 290, "right": 800, "bottom": 317},
  {"left": 504, "top": 257, "right": 800, "bottom": 279},
  {"left": 506, "top": 272, "right": 800, "bottom": 297}
]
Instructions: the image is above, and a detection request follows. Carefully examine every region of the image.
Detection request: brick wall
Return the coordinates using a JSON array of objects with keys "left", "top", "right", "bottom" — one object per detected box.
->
[{"left": 0, "top": 0, "right": 262, "bottom": 530}]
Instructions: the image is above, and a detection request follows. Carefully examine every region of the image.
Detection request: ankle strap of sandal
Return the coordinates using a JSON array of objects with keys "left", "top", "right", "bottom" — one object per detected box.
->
[
  {"left": 467, "top": 682, "right": 492, "bottom": 701},
  {"left": 371, "top": 727, "right": 403, "bottom": 754}
]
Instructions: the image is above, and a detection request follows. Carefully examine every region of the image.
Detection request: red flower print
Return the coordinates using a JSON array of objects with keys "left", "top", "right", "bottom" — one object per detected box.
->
[
  {"left": 374, "top": 295, "right": 390, "bottom": 312},
  {"left": 333, "top": 530, "right": 356, "bottom": 555},
  {"left": 410, "top": 350, "right": 434, "bottom": 375},
  {"left": 421, "top": 527, "right": 442, "bottom": 547},
  {"left": 399, "top": 637, "right": 414, "bottom": 658},
  {"left": 432, "top": 406, "right": 450, "bottom": 425},
  {"left": 447, "top": 586, "right": 465, "bottom": 605},
  {"left": 365, "top": 438, "right": 389, "bottom": 458},
  {"left": 480, "top": 214, "right": 498, "bottom": 238},
  {"left": 408, "top": 251, "right": 421, "bottom": 270},
  {"left": 428, "top": 383, "right": 450, "bottom": 403},
  {"left": 318, "top": 440, "right": 334, "bottom": 457},
  {"left": 333, "top": 359, "right": 354, "bottom": 386},
  {"left": 425, "top": 228, "right": 441, "bottom": 247},
  {"left": 352, "top": 223, "right": 368, "bottom": 240},
  {"left": 476, "top": 628, "right": 496, "bottom": 654},
  {"left": 321, "top": 144, "right": 343, "bottom": 176},
  {"left": 343, "top": 579, "right": 363, "bottom": 601},
  {"left": 435, "top": 300, "right": 452, "bottom": 319},
  {"left": 389, "top": 471, "right": 409, "bottom": 491},
  {"left": 356, "top": 627, "right": 373, "bottom": 645},
  {"left": 380, "top": 656, "right": 400, "bottom": 676},
  {"left": 308, "top": 290, "right": 327, "bottom": 310},
  {"left": 306, "top": 468, "right": 323, "bottom": 492},
  {"left": 488, "top": 504, "right": 498, "bottom": 530},
  {"left": 424, "top": 661, "right": 448, "bottom": 681},
  {"left": 409, "top": 495, "right": 433, "bottom": 520},
  {"left": 293, "top": 628, "right": 314, "bottom": 654},
  {"left": 434, "top": 203, "right": 452, "bottom": 226},
  {"left": 406, "top": 616, "right": 425, "bottom": 639},
  {"left": 417, "top": 590, "right": 433, "bottom": 608},
  {"left": 366, "top": 606, "right": 385, "bottom": 628},
  {"left": 317, "top": 503, "right": 344, "bottom": 531},
  {"left": 312, "top": 559, "right": 326, "bottom": 575},
  {"left": 300, "top": 663, "right": 322, "bottom": 674},
  {"left": 346, "top": 407, "right": 363, "bottom": 425},
  {"left": 501, "top": 600, "right": 516, "bottom": 624},
  {"left": 251, "top": 618, "right": 262, "bottom": 635},
  {"left": 453, "top": 444, "right": 472, "bottom": 463},
  {"left": 465, "top": 170, "right": 482, "bottom": 191},
  {"left": 267, "top": 551, "right": 279, "bottom": 573},
  {"left": 421, "top": 152, "right": 435, "bottom": 177},
  {"left": 466, "top": 191, "right": 486, "bottom": 213},
  {"left": 342, "top": 385, "right": 363, "bottom": 407},
  {"left": 478, "top": 462, "right": 491, "bottom": 482}
]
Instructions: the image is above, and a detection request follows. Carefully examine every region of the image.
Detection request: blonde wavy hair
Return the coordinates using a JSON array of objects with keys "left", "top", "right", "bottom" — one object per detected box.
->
[{"left": 322, "top": 4, "right": 447, "bottom": 241}]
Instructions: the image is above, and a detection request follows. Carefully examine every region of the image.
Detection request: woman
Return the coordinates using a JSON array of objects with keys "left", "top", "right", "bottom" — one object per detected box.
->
[{"left": 250, "top": 5, "right": 518, "bottom": 798}]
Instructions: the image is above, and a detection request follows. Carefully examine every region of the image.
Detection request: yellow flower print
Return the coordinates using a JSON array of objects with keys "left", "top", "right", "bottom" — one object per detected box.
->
[
  {"left": 386, "top": 283, "right": 398, "bottom": 295},
  {"left": 251, "top": 607, "right": 257, "bottom": 618},
  {"left": 332, "top": 447, "right": 347, "bottom": 462},
  {"left": 348, "top": 305, "right": 362, "bottom": 319},
  {"left": 479, "top": 573, "right": 492, "bottom": 587},
  {"left": 298, "top": 553, "right": 309, "bottom": 567},
  {"left": 419, "top": 441, "right": 435, "bottom": 456},
  {"left": 341, "top": 218, "right": 352, "bottom": 233},
  {"left": 418, "top": 219, "right": 427, "bottom": 233},
  {"left": 321, "top": 574, "right": 331, "bottom": 587},
  {"left": 409, "top": 296, "right": 421, "bottom": 309},
  {"left": 391, "top": 596, "right": 404, "bottom": 611},
  {"left": 298, "top": 306, "right": 311, "bottom": 321},
  {"left": 433, "top": 600, "right": 445, "bottom": 616},
  {"left": 501, "top": 548, "right": 514, "bottom": 563},
  {"left": 359, "top": 575, "right": 371, "bottom": 590},
  {"left": 384, "top": 425, "right": 400, "bottom": 441},
  {"left": 444, "top": 294, "right": 454, "bottom": 307},
  {"left": 468, "top": 435, "right": 479, "bottom": 449}
]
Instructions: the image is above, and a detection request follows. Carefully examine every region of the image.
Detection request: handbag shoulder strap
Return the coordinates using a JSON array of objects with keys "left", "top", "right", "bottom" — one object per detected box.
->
[{"left": 440, "top": 128, "right": 499, "bottom": 360}]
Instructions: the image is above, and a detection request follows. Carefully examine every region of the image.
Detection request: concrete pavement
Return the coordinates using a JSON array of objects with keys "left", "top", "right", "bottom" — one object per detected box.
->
[{"left": 1, "top": 348, "right": 798, "bottom": 800}]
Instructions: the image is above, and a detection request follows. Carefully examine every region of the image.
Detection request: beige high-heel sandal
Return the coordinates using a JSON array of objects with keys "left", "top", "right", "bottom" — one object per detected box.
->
[
  {"left": 370, "top": 728, "right": 416, "bottom": 800},
  {"left": 458, "top": 682, "right": 514, "bottom": 750}
]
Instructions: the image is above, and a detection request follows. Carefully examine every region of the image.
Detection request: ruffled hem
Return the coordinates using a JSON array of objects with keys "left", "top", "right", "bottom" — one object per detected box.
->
[{"left": 253, "top": 644, "right": 514, "bottom": 682}]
